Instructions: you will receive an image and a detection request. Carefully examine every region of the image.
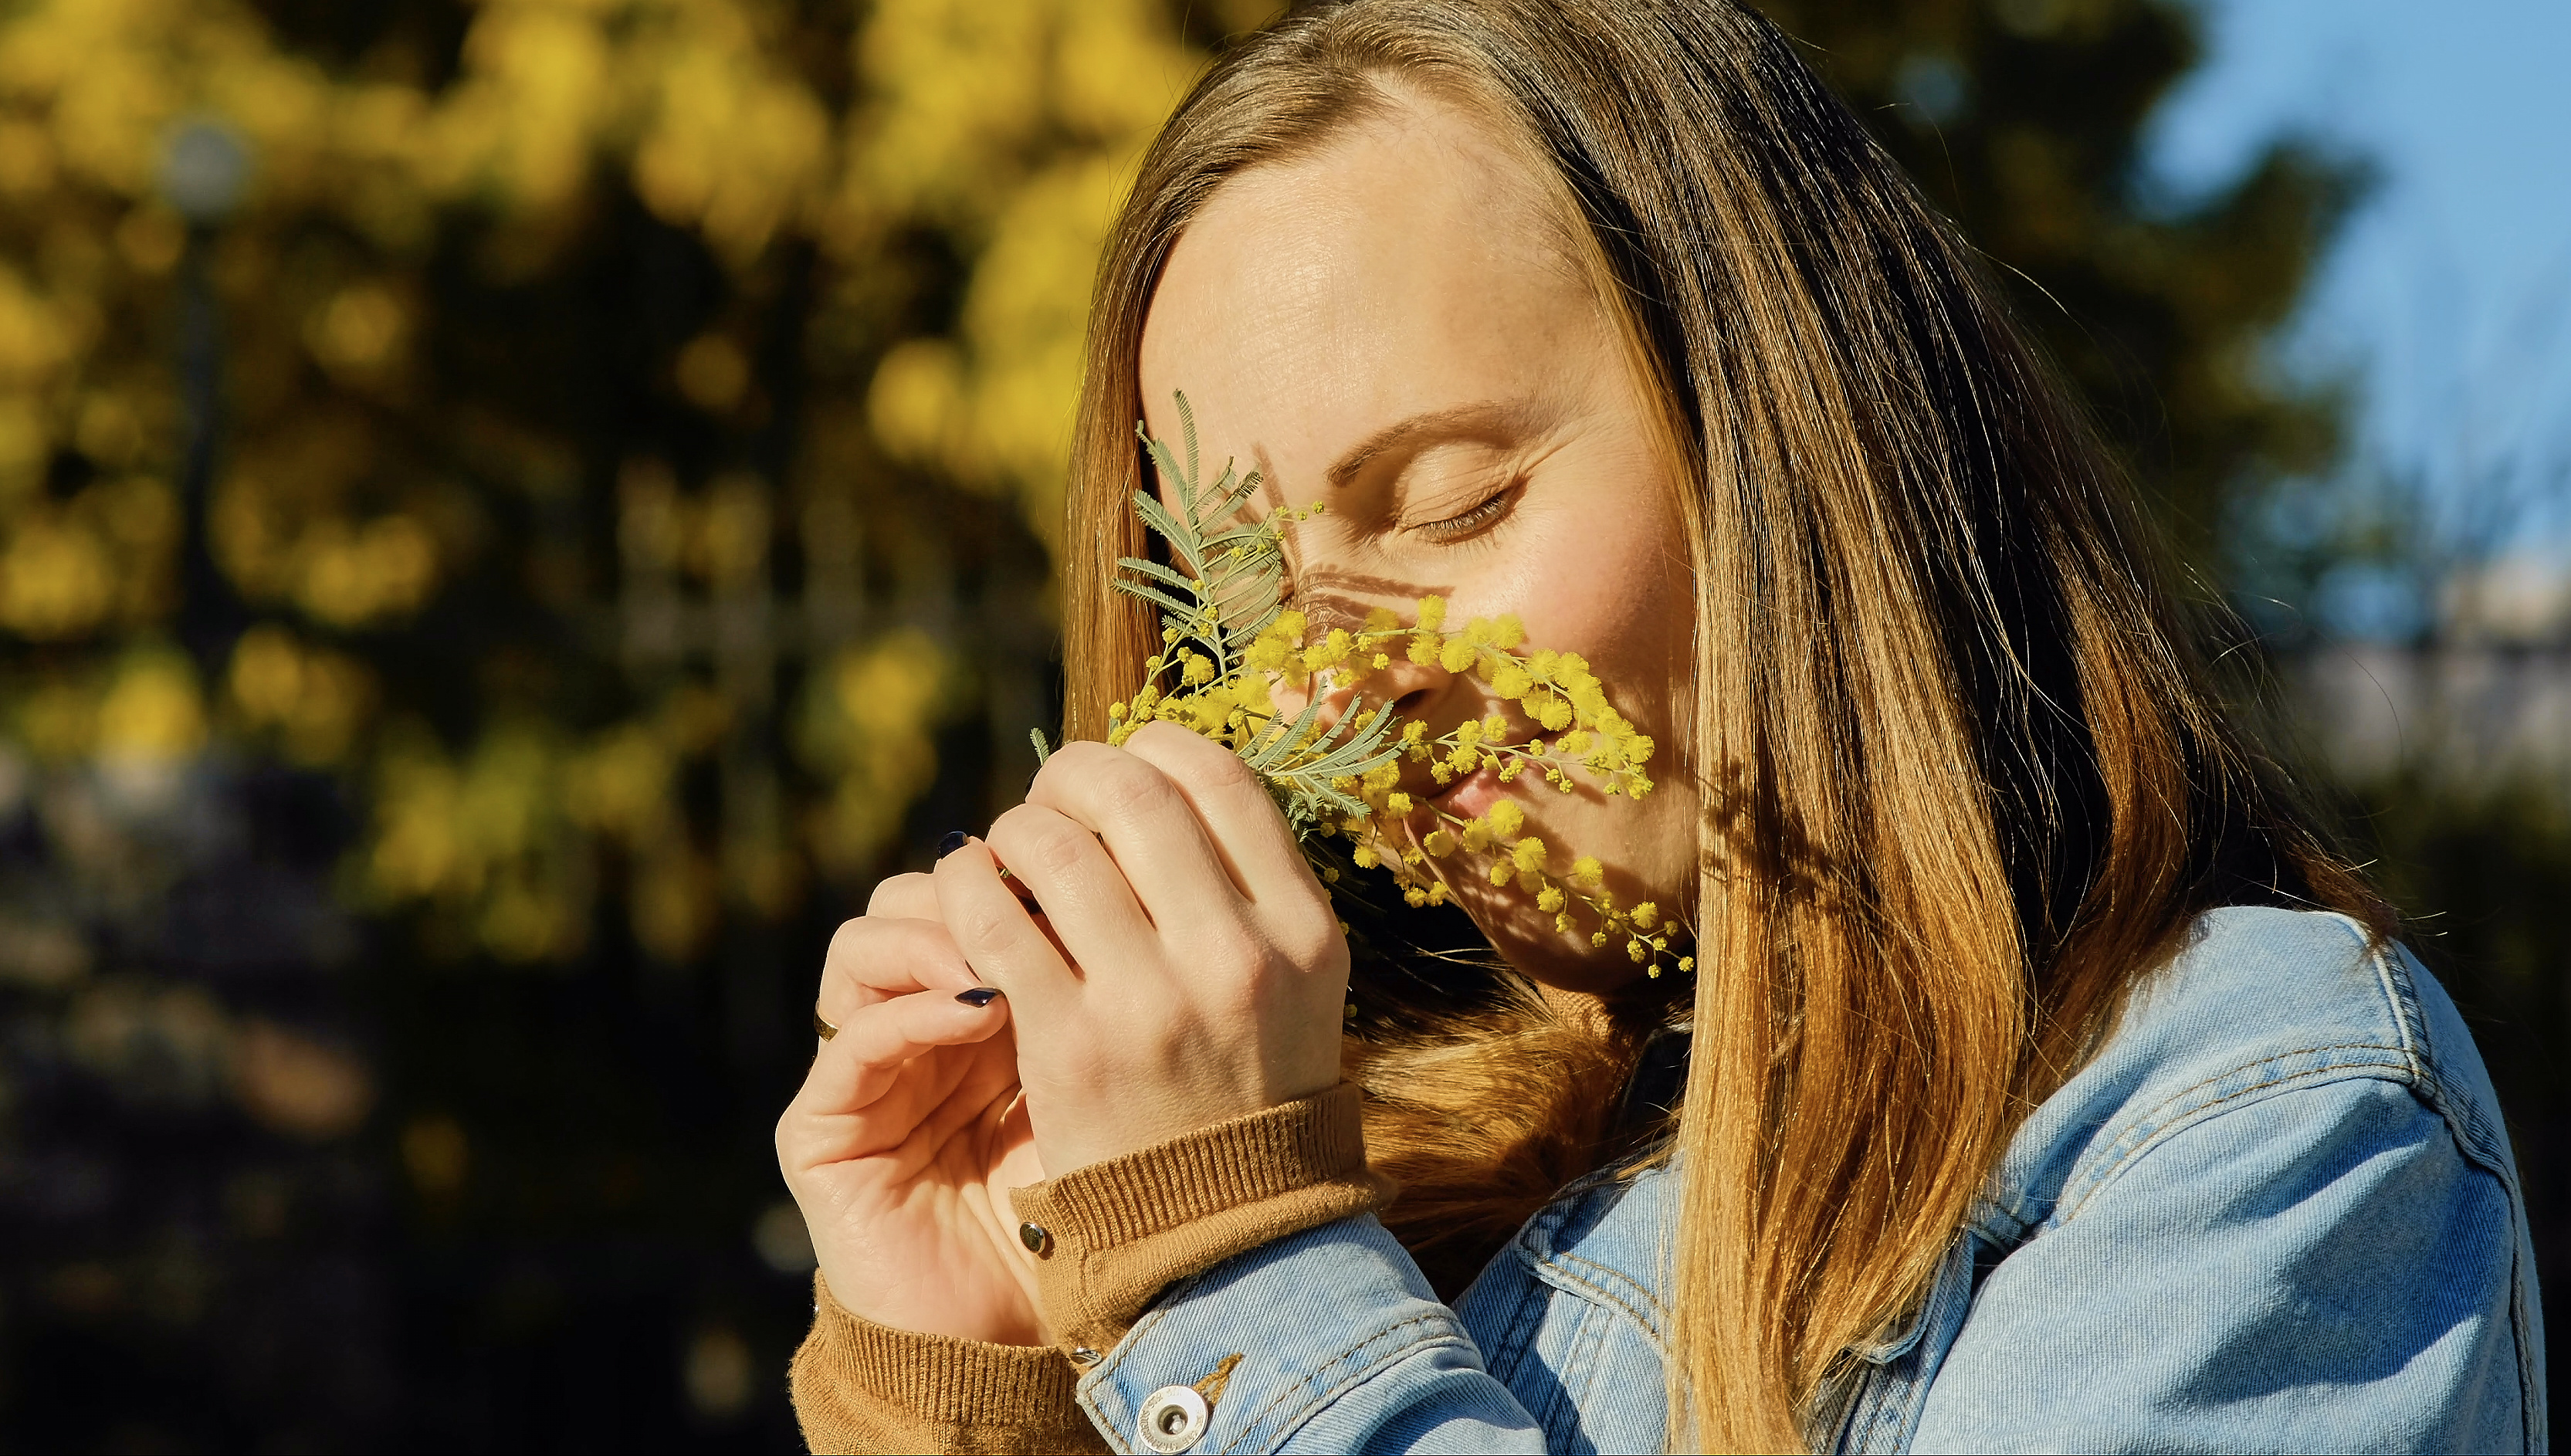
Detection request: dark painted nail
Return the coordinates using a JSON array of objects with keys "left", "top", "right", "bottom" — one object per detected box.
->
[
  {"left": 955, "top": 987, "right": 1002, "bottom": 1007},
  {"left": 936, "top": 829, "right": 970, "bottom": 859}
]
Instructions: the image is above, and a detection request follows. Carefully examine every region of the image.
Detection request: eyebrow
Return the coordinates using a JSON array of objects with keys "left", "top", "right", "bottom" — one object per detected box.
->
[{"left": 1321, "top": 398, "right": 1554, "bottom": 492}]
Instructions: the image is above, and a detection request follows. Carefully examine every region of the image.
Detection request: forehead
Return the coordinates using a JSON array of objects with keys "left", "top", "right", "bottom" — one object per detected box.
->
[{"left": 1136, "top": 88, "right": 1601, "bottom": 484}]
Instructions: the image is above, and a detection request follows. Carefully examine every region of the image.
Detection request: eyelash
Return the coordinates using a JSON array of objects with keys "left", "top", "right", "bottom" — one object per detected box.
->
[{"left": 1412, "top": 486, "right": 1518, "bottom": 542}]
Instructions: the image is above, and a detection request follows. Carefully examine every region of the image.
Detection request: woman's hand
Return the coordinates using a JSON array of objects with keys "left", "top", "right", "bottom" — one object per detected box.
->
[
  {"left": 775, "top": 874, "right": 1048, "bottom": 1345},
  {"left": 933, "top": 722, "right": 1350, "bottom": 1175}
]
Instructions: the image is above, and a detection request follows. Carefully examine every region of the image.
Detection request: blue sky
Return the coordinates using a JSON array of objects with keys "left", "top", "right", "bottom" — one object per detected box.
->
[{"left": 2148, "top": 0, "right": 2571, "bottom": 550}]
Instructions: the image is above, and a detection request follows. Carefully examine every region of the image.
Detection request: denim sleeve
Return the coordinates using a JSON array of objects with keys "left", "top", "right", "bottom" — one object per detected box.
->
[
  {"left": 1912, "top": 1075, "right": 2534, "bottom": 1454},
  {"left": 1075, "top": 1214, "right": 1546, "bottom": 1454}
]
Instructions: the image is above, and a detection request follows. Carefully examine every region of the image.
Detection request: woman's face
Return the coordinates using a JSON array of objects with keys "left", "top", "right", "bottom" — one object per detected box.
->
[{"left": 1137, "top": 89, "right": 1695, "bottom": 997}]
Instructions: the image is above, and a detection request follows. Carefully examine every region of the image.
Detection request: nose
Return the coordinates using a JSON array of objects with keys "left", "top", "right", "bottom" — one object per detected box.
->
[
  {"left": 1324, "top": 640, "right": 1479, "bottom": 805},
  {"left": 1269, "top": 626, "right": 1457, "bottom": 743},
  {"left": 1356, "top": 652, "right": 1451, "bottom": 726}
]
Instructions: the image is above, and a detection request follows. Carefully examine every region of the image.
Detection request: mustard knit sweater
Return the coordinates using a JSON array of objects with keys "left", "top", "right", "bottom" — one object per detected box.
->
[{"left": 788, "top": 1083, "right": 1389, "bottom": 1454}]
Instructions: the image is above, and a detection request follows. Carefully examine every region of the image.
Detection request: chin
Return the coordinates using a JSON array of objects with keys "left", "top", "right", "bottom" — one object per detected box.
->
[{"left": 1453, "top": 881, "right": 1651, "bottom": 997}]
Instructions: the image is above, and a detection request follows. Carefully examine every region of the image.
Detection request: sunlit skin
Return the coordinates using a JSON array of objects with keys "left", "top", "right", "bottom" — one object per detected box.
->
[
  {"left": 1138, "top": 93, "right": 1696, "bottom": 988},
  {"left": 776, "top": 86, "right": 1697, "bottom": 1345}
]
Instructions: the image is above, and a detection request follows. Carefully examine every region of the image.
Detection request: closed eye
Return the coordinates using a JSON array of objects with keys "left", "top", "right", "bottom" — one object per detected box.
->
[{"left": 1411, "top": 484, "right": 1519, "bottom": 543}]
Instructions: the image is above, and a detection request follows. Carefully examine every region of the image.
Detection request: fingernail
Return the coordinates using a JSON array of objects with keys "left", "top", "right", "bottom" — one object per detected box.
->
[
  {"left": 936, "top": 830, "right": 970, "bottom": 859},
  {"left": 955, "top": 987, "right": 1002, "bottom": 1007}
]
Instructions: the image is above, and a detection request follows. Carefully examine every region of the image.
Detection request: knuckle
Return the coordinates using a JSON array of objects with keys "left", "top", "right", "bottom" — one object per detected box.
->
[
  {"left": 1095, "top": 758, "right": 1177, "bottom": 821},
  {"left": 865, "top": 872, "right": 929, "bottom": 916},
  {"left": 987, "top": 803, "right": 1041, "bottom": 844},
  {"left": 1127, "top": 720, "right": 1197, "bottom": 753},
  {"left": 952, "top": 901, "right": 1017, "bottom": 951},
  {"left": 777, "top": 1104, "right": 829, "bottom": 1172},
  {"left": 1031, "top": 740, "right": 1107, "bottom": 795},
  {"left": 1283, "top": 918, "right": 1342, "bottom": 973},
  {"left": 1033, "top": 828, "right": 1089, "bottom": 877},
  {"left": 1167, "top": 742, "right": 1253, "bottom": 796},
  {"left": 992, "top": 805, "right": 1086, "bottom": 875},
  {"left": 1054, "top": 739, "right": 1116, "bottom": 770},
  {"left": 1302, "top": 891, "right": 1350, "bottom": 949}
]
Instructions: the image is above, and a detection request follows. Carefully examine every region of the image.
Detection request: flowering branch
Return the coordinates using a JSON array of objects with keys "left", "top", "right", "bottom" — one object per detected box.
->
[{"left": 1080, "top": 393, "right": 1691, "bottom": 977}]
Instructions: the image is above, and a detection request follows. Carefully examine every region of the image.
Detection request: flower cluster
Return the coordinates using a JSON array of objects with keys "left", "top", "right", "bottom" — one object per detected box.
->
[
  {"left": 1292, "top": 605, "right": 1684, "bottom": 973},
  {"left": 1080, "top": 395, "right": 1692, "bottom": 977}
]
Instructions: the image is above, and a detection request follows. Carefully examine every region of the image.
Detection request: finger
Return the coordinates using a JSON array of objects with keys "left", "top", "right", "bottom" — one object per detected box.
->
[
  {"left": 982, "top": 802, "right": 1160, "bottom": 974},
  {"left": 1114, "top": 720, "right": 1319, "bottom": 908},
  {"left": 865, "top": 872, "right": 939, "bottom": 920},
  {"left": 933, "top": 838, "right": 1082, "bottom": 1021},
  {"left": 818, "top": 916, "right": 979, "bottom": 1024},
  {"left": 875, "top": 862, "right": 1041, "bottom": 920},
  {"left": 1025, "top": 740, "right": 1244, "bottom": 936},
  {"left": 784, "top": 1037, "right": 1015, "bottom": 1177},
  {"left": 784, "top": 989, "right": 1013, "bottom": 1156}
]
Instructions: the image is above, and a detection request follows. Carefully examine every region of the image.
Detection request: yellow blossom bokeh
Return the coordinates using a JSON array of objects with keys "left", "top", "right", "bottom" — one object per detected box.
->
[{"left": 0, "top": 0, "right": 1268, "bottom": 964}]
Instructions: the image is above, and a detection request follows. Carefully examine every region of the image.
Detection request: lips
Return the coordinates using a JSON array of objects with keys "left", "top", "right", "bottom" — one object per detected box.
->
[{"left": 1425, "top": 761, "right": 1506, "bottom": 822}]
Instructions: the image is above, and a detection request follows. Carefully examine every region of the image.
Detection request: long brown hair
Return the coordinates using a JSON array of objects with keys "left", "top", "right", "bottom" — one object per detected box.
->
[{"left": 1059, "top": 2, "right": 2383, "bottom": 1448}]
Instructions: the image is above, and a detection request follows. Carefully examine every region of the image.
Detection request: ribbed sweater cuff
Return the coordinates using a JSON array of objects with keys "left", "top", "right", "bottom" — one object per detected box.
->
[
  {"left": 1008, "top": 1082, "right": 1392, "bottom": 1352},
  {"left": 789, "top": 1274, "right": 1103, "bottom": 1454}
]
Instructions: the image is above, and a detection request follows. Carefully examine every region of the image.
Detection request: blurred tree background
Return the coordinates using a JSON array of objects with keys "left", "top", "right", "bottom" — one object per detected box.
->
[{"left": 0, "top": 0, "right": 2558, "bottom": 1448}]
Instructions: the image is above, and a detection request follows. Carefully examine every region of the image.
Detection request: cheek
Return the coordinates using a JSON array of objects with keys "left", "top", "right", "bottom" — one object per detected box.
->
[{"left": 1488, "top": 499, "right": 1690, "bottom": 709}]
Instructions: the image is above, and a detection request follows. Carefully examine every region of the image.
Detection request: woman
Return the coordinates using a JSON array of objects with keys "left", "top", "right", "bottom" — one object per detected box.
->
[{"left": 777, "top": 2, "right": 2542, "bottom": 1451}]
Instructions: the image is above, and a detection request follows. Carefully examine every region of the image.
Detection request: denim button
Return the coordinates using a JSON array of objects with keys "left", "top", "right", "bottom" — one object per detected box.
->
[
  {"left": 1136, "top": 1385, "right": 1208, "bottom": 1453},
  {"left": 1018, "top": 1221, "right": 1052, "bottom": 1256}
]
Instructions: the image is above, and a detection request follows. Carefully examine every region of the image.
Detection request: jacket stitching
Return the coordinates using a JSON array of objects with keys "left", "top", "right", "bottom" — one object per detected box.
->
[
  {"left": 2059, "top": 1073, "right": 2541, "bottom": 1454},
  {"left": 1511, "top": 1166, "right": 1630, "bottom": 1264},
  {"left": 2346, "top": 917, "right": 2426, "bottom": 1068},
  {"left": 2372, "top": 941, "right": 2523, "bottom": 1189},
  {"left": 1218, "top": 1312, "right": 1461, "bottom": 1453},
  {"left": 1508, "top": 1173, "right": 1672, "bottom": 1348},
  {"left": 1241, "top": 1332, "right": 1489, "bottom": 1454},
  {"left": 1512, "top": 1190, "right": 1576, "bottom": 1261},
  {"left": 2515, "top": 1230, "right": 2546, "bottom": 1451},
  {"left": 2507, "top": 1214, "right": 2545, "bottom": 1454},
  {"left": 1523, "top": 1250, "right": 1669, "bottom": 1356},
  {"left": 2382, "top": 934, "right": 2558, "bottom": 1453},
  {"left": 2318, "top": 929, "right": 2543, "bottom": 1451},
  {"left": 1090, "top": 1271, "right": 1197, "bottom": 1384},
  {"left": 1546, "top": 1250, "right": 1659, "bottom": 1325},
  {"left": 1082, "top": 1266, "right": 1218, "bottom": 1445},
  {"left": 1828, "top": 1233, "right": 1976, "bottom": 1454},
  {"left": 1987, "top": 912, "right": 2410, "bottom": 1236},
  {"left": 1984, "top": 1038, "right": 2417, "bottom": 1240},
  {"left": 2053, "top": 1051, "right": 2416, "bottom": 1226}
]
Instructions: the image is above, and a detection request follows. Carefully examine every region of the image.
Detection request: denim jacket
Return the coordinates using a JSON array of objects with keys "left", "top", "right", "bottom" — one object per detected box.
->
[{"left": 1074, "top": 908, "right": 2546, "bottom": 1453}]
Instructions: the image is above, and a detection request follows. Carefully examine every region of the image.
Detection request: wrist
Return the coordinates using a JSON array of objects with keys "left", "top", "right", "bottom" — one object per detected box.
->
[
  {"left": 1008, "top": 1082, "right": 1391, "bottom": 1352},
  {"left": 1030, "top": 1043, "right": 1343, "bottom": 1173}
]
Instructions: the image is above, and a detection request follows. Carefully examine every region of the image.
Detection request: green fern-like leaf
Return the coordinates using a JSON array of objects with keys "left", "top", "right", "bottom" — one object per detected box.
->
[{"left": 1114, "top": 392, "right": 1401, "bottom": 841}]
